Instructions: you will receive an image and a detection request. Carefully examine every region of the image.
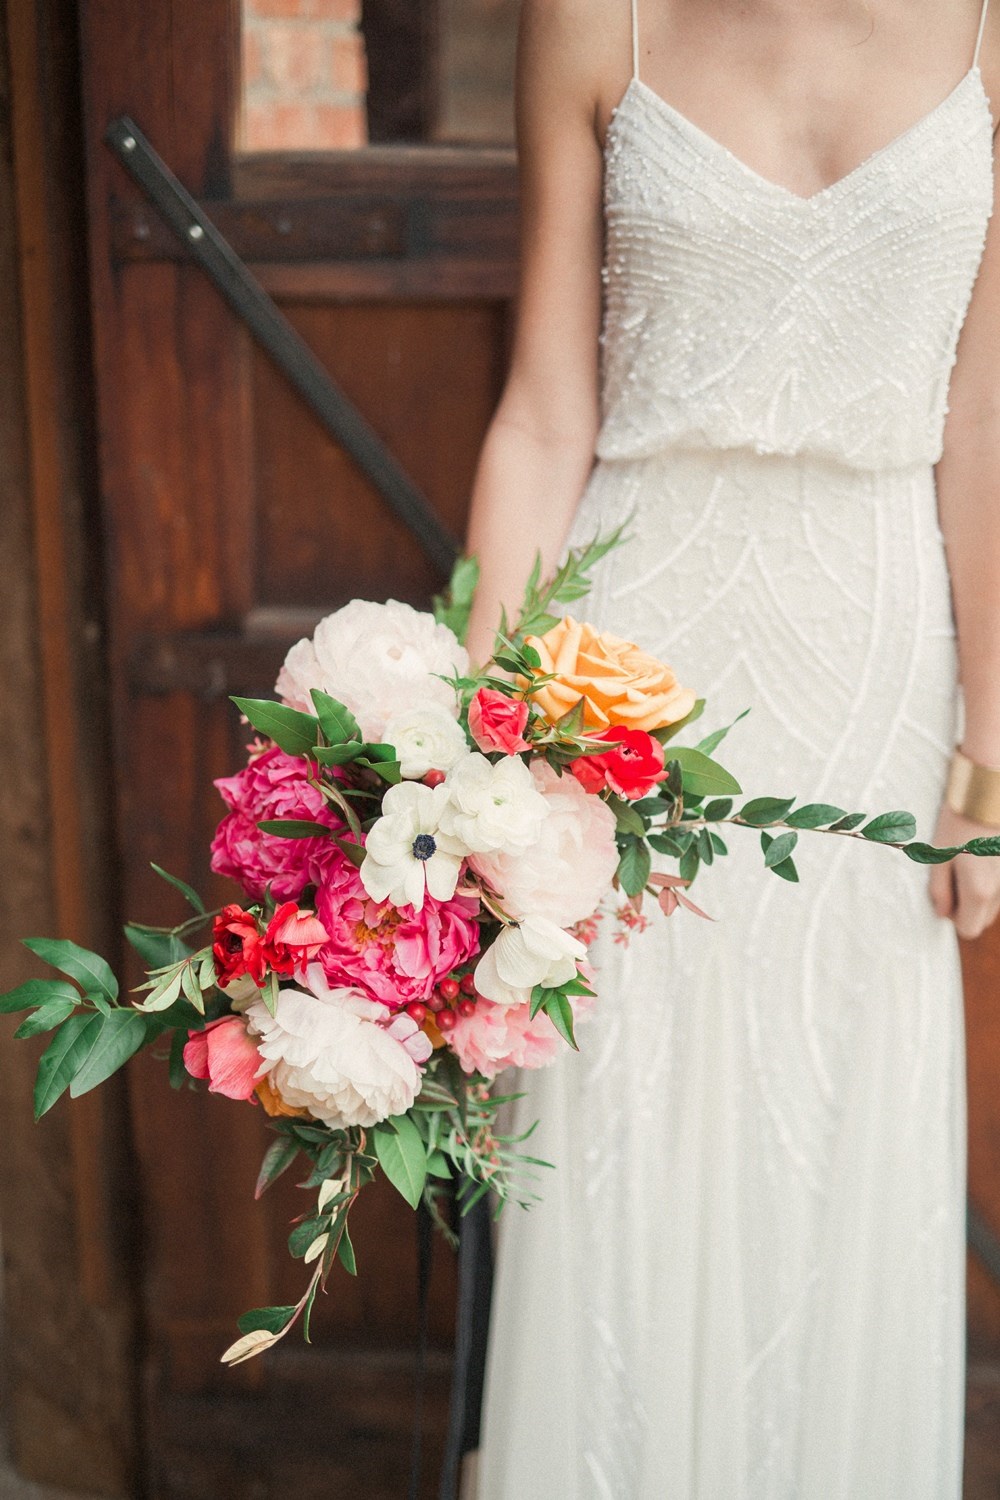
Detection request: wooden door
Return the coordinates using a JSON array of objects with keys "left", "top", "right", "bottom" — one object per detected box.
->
[{"left": 78, "top": 0, "right": 515, "bottom": 1492}]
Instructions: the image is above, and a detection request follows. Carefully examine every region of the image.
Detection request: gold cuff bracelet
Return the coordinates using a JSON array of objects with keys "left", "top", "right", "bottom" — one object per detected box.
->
[{"left": 946, "top": 747, "right": 1000, "bottom": 828}]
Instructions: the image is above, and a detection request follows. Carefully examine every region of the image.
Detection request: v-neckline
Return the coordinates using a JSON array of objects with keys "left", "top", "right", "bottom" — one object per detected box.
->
[{"left": 610, "top": 67, "right": 989, "bottom": 207}]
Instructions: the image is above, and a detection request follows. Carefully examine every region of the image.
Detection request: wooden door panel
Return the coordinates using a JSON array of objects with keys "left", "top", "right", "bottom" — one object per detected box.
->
[{"left": 255, "top": 300, "right": 505, "bottom": 606}]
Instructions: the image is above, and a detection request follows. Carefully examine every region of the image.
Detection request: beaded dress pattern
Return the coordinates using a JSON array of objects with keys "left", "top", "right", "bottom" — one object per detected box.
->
[{"left": 477, "top": 5, "right": 995, "bottom": 1498}]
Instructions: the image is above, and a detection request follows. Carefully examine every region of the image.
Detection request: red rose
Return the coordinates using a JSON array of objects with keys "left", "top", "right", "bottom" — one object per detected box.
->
[
  {"left": 568, "top": 728, "right": 666, "bottom": 800},
  {"left": 468, "top": 688, "right": 530, "bottom": 756},
  {"left": 262, "top": 901, "right": 330, "bottom": 976},
  {"left": 213, "top": 904, "right": 267, "bottom": 986}
]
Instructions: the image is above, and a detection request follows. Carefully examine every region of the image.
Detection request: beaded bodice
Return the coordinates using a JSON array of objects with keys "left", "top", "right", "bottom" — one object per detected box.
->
[{"left": 596, "top": 69, "right": 995, "bottom": 472}]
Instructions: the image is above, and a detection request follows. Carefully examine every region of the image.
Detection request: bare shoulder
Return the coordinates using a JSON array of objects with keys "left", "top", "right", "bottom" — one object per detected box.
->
[{"left": 517, "top": 0, "right": 631, "bottom": 122}]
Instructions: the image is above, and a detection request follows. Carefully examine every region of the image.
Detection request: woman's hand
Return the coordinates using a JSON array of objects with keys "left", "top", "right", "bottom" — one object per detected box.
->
[{"left": 928, "top": 801, "right": 1000, "bottom": 939}]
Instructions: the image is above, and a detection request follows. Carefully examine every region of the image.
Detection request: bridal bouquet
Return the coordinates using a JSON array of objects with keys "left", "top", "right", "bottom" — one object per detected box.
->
[{"left": 4, "top": 533, "right": 996, "bottom": 1363}]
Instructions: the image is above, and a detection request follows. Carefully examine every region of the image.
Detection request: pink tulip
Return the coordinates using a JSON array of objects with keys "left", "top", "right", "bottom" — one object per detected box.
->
[{"left": 183, "top": 1016, "right": 262, "bottom": 1101}]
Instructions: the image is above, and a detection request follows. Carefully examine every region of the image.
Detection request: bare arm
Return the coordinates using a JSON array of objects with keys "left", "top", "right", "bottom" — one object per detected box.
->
[
  {"left": 462, "top": 0, "right": 613, "bottom": 665},
  {"left": 929, "top": 79, "right": 1000, "bottom": 938}
]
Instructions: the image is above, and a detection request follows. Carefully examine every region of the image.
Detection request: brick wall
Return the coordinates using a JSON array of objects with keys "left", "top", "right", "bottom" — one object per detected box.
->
[{"left": 240, "top": 0, "right": 368, "bottom": 151}]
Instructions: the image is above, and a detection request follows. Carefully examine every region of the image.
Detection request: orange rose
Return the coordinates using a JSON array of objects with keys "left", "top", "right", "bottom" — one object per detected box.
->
[{"left": 523, "top": 616, "right": 696, "bottom": 733}]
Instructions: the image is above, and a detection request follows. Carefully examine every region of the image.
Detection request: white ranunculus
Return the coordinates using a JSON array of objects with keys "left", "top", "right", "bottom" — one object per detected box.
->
[
  {"left": 471, "top": 760, "right": 619, "bottom": 926},
  {"left": 439, "top": 752, "right": 549, "bottom": 856},
  {"left": 383, "top": 703, "right": 470, "bottom": 780},
  {"left": 275, "top": 599, "right": 469, "bottom": 743},
  {"left": 247, "top": 965, "right": 428, "bottom": 1129},
  {"left": 360, "top": 779, "right": 466, "bottom": 913},
  {"left": 474, "top": 915, "right": 587, "bottom": 1008}
]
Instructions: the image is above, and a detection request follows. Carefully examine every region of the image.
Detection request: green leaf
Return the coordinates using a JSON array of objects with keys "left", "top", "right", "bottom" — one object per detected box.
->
[
  {"left": 310, "top": 689, "right": 361, "bottom": 746},
  {"left": 236, "top": 1305, "right": 297, "bottom": 1337},
  {"left": 255, "top": 1136, "right": 300, "bottom": 1199},
  {"left": 13, "top": 996, "right": 77, "bottom": 1038},
  {"left": 433, "top": 553, "right": 480, "bottom": 644},
  {"left": 783, "top": 803, "right": 847, "bottom": 830},
  {"left": 696, "top": 827, "right": 715, "bottom": 866},
  {"left": 678, "top": 845, "right": 700, "bottom": 884},
  {"left": 168, "top": 1027, "right": 188, "bottom": 1090},
  {"left": 702, "top": 798, "right": 733, "bottom": 821},
  {"left": 860, "top": 811, "right": 917, "bottom": 845},
  {"left": 616, "top": 838, "right": 651, "bottom": 897},
  {"left": 312, "top": 742, "right": 364, "bottom": 767},
  {"left": 710, "top": 832, "right": 728, "bottom": 856},
  {"left": 829, "top": 812, "right": 866, "bottom": 831},
  {"left": 337, "top": 1219, "right": 358, "bottom": 1276},
  {"left": 333, "top": 836, "right": 366, "bottom": 868},
  {"left": 648, "top": 832, "right": 685, "bottom": 858},
  {"left": 231, "top": 696, "right": 319, "bottom": 757},
  {"left": 901, "top": 841, "right": 963, "bottom": 865},
  {"left": 539, "top": 991, "right": 577, "bottom": 1049},
  {"left": 738, "top": 796, "right": 796, "bottom": 827},
  {"left": 33, "top": 1013, "right": 103, "bottom": 1119},
  {"left": 769, "top": 856, "right": 800, "bottom": 883},
  {"left": 963, "top": 835, "right": 1000, "bottom": 857},
  {"left": 763, "top": 830, "right": 799, "bottom": 868},
  {"left": 0, "top": 978, "right": 80, "bottom": 1015},
  {"left": 608, "top": 796, "right": 646, "bottom": 837},
  {"left": 669, "top": 747, "right": 742, "bottom": 797},
  {"left": 354, "top": 756, "right": 402, "bottom": 785},
  {"left": 149, "top": 862, "right": 206, "bottom": 915},
  {"left": 124, "top": 925, "right": 190, "bottom": 968},
  {"left": 69, "top": 1010, "right": 153, "bottom": 1098},
  {"left": 425, "top": 1149, "right": 453, "bottom": 1178},
  {"left": 22, "top": 937, "right": 118, "bottom": 1004},
  {"left": 631, "top": 795, "right": 672, "bottom": 818},
  {"left": 288, "top": 1216, "right": 330, "bottom": 1259},
  {"left": 694, "top": 706, "right": 750, "bottom": 756},
  {"left": 257, "top": 819, "right": 335, "bottom": 839},
  {"left": 372, "top": 1114, "right": 427, "bottom": 1209},
  {"left": 553, "top": 698, "right": 587, "bottom": 737}
]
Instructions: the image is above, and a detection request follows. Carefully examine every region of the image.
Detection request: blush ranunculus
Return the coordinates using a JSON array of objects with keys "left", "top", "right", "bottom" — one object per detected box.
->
[
  {"left": 568, "top": 727, "right": 667, "bottom": 800},
  {"left": 213, "top": 904, "right": 267, "bottom": 987},
  {"left": 522, "top": 616, "right": 696, "bottom": 734},
  {"left": 210, "top": 745, "right": 343, "bottom": 901},
  {"left": 262, "top": 903, "right": 330, "bottom": 977},
  {"left": 183, "top": 1016, "right": 263, "bottom": 1101},
  {"left": 467, "top": 688, "right": 531, "bottom": 756},
  {"left": 315, "top": 850, "right": 480, "bottom": 1009},
  {"left": 470, "top": 761, "right": 618, "bottom": 927}
]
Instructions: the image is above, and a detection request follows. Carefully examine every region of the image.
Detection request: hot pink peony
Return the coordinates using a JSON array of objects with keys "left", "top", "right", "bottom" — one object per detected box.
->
[
  {"left": 468, "top": 688, "right": 531, "bottom": 756},
  {"left": 470, "top": 760, "right": 618, "bottom": 928},
  {"left": 211, "top": 745, "right": 343, "bottom": 901},
  {"left": 183, "top": 1016, "right": 263, "bottom": 1100},
  {"left": 314, "top": 851, "right": 480, "bottom": 1009}
]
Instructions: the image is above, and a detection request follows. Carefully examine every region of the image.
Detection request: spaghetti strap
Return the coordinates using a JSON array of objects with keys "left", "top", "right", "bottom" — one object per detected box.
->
[
  {"left": 974, "top": 0, "right": 990, "bottom": 67},
  {"left": 630, "top": 0, "right": 640, "bottom": 80}
]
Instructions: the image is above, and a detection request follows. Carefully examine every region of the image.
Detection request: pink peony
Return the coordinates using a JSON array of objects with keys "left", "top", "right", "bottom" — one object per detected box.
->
[
  {"left": 314, "top": 850, "right": 480, "bottom": 1009},
  {"left": 449, "top": 990, "right": 595, "bottom": 1080},
  {"left": 470, "top": 760, "right": 618, "bottom": 928},
  {"left": 468, "top": 688, "right": 531, "bottom": 756},
  {"left": 211, "top": 745, "right": 343, "bottom": 901},
  {"left": 183, "top": 1016, "right": 263, "bottom": 1100}
]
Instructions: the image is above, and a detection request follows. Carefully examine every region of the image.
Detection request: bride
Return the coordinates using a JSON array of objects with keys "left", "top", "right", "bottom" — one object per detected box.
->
[{"left": 458, "top": 0, "right": 1000, "bottom": 1496}]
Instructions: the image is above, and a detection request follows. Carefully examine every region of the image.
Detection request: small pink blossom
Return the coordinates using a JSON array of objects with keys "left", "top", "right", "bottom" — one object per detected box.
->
[
  {"left": 210, "top": 745, "right": 342, "bottom": 901},
  {"left": 467, "top": 689, "right": 530, "bottom": 756},
  {"left": 448, "top": 989, "right": 596, "bottom": 1080},
  {"left": 315, "top": 850, "right": 480, "bottom": 1008},
  {"left": 183, "top": 1016, "right": 262, "bottom": 1101}
]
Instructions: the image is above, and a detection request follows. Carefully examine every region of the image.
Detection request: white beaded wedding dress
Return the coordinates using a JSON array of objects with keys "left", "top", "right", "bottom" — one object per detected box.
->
[{"left": 475, "top": 3, "right": 995, "bottom": 1497}]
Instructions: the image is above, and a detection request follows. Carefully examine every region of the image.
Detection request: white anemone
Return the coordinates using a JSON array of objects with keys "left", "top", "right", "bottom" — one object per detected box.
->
[{"left": 359, "top": 779, "right": 466, "bottom": 913}]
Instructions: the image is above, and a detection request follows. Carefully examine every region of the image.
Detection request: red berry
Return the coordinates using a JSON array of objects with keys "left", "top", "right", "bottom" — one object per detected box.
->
[
  {"left": 423, "top": 769, "right": 446, "bottom": 788},
  {"left": 406, "top": 1002, "right": 427, "bottom": 1024},
  {"left": 436, "top": 1008, "right": 457, "bottom": 1032},
  {"left": 426, "top": 992, "right": 446, "bottom": 1013},
  {"left": 439, "top": 977, "right": 460, "bottom": 1002},
  {"left": 458, "top": 999, "right": 477, "bottom": 1018},
  {"left": 459, "top": 973, "right": 478, "bottom": 997}
]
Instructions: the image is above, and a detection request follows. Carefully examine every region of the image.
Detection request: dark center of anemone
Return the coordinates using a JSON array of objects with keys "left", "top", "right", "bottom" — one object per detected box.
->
[{"left": 412, "top": 832, "right": 437, "bottom": 861}]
